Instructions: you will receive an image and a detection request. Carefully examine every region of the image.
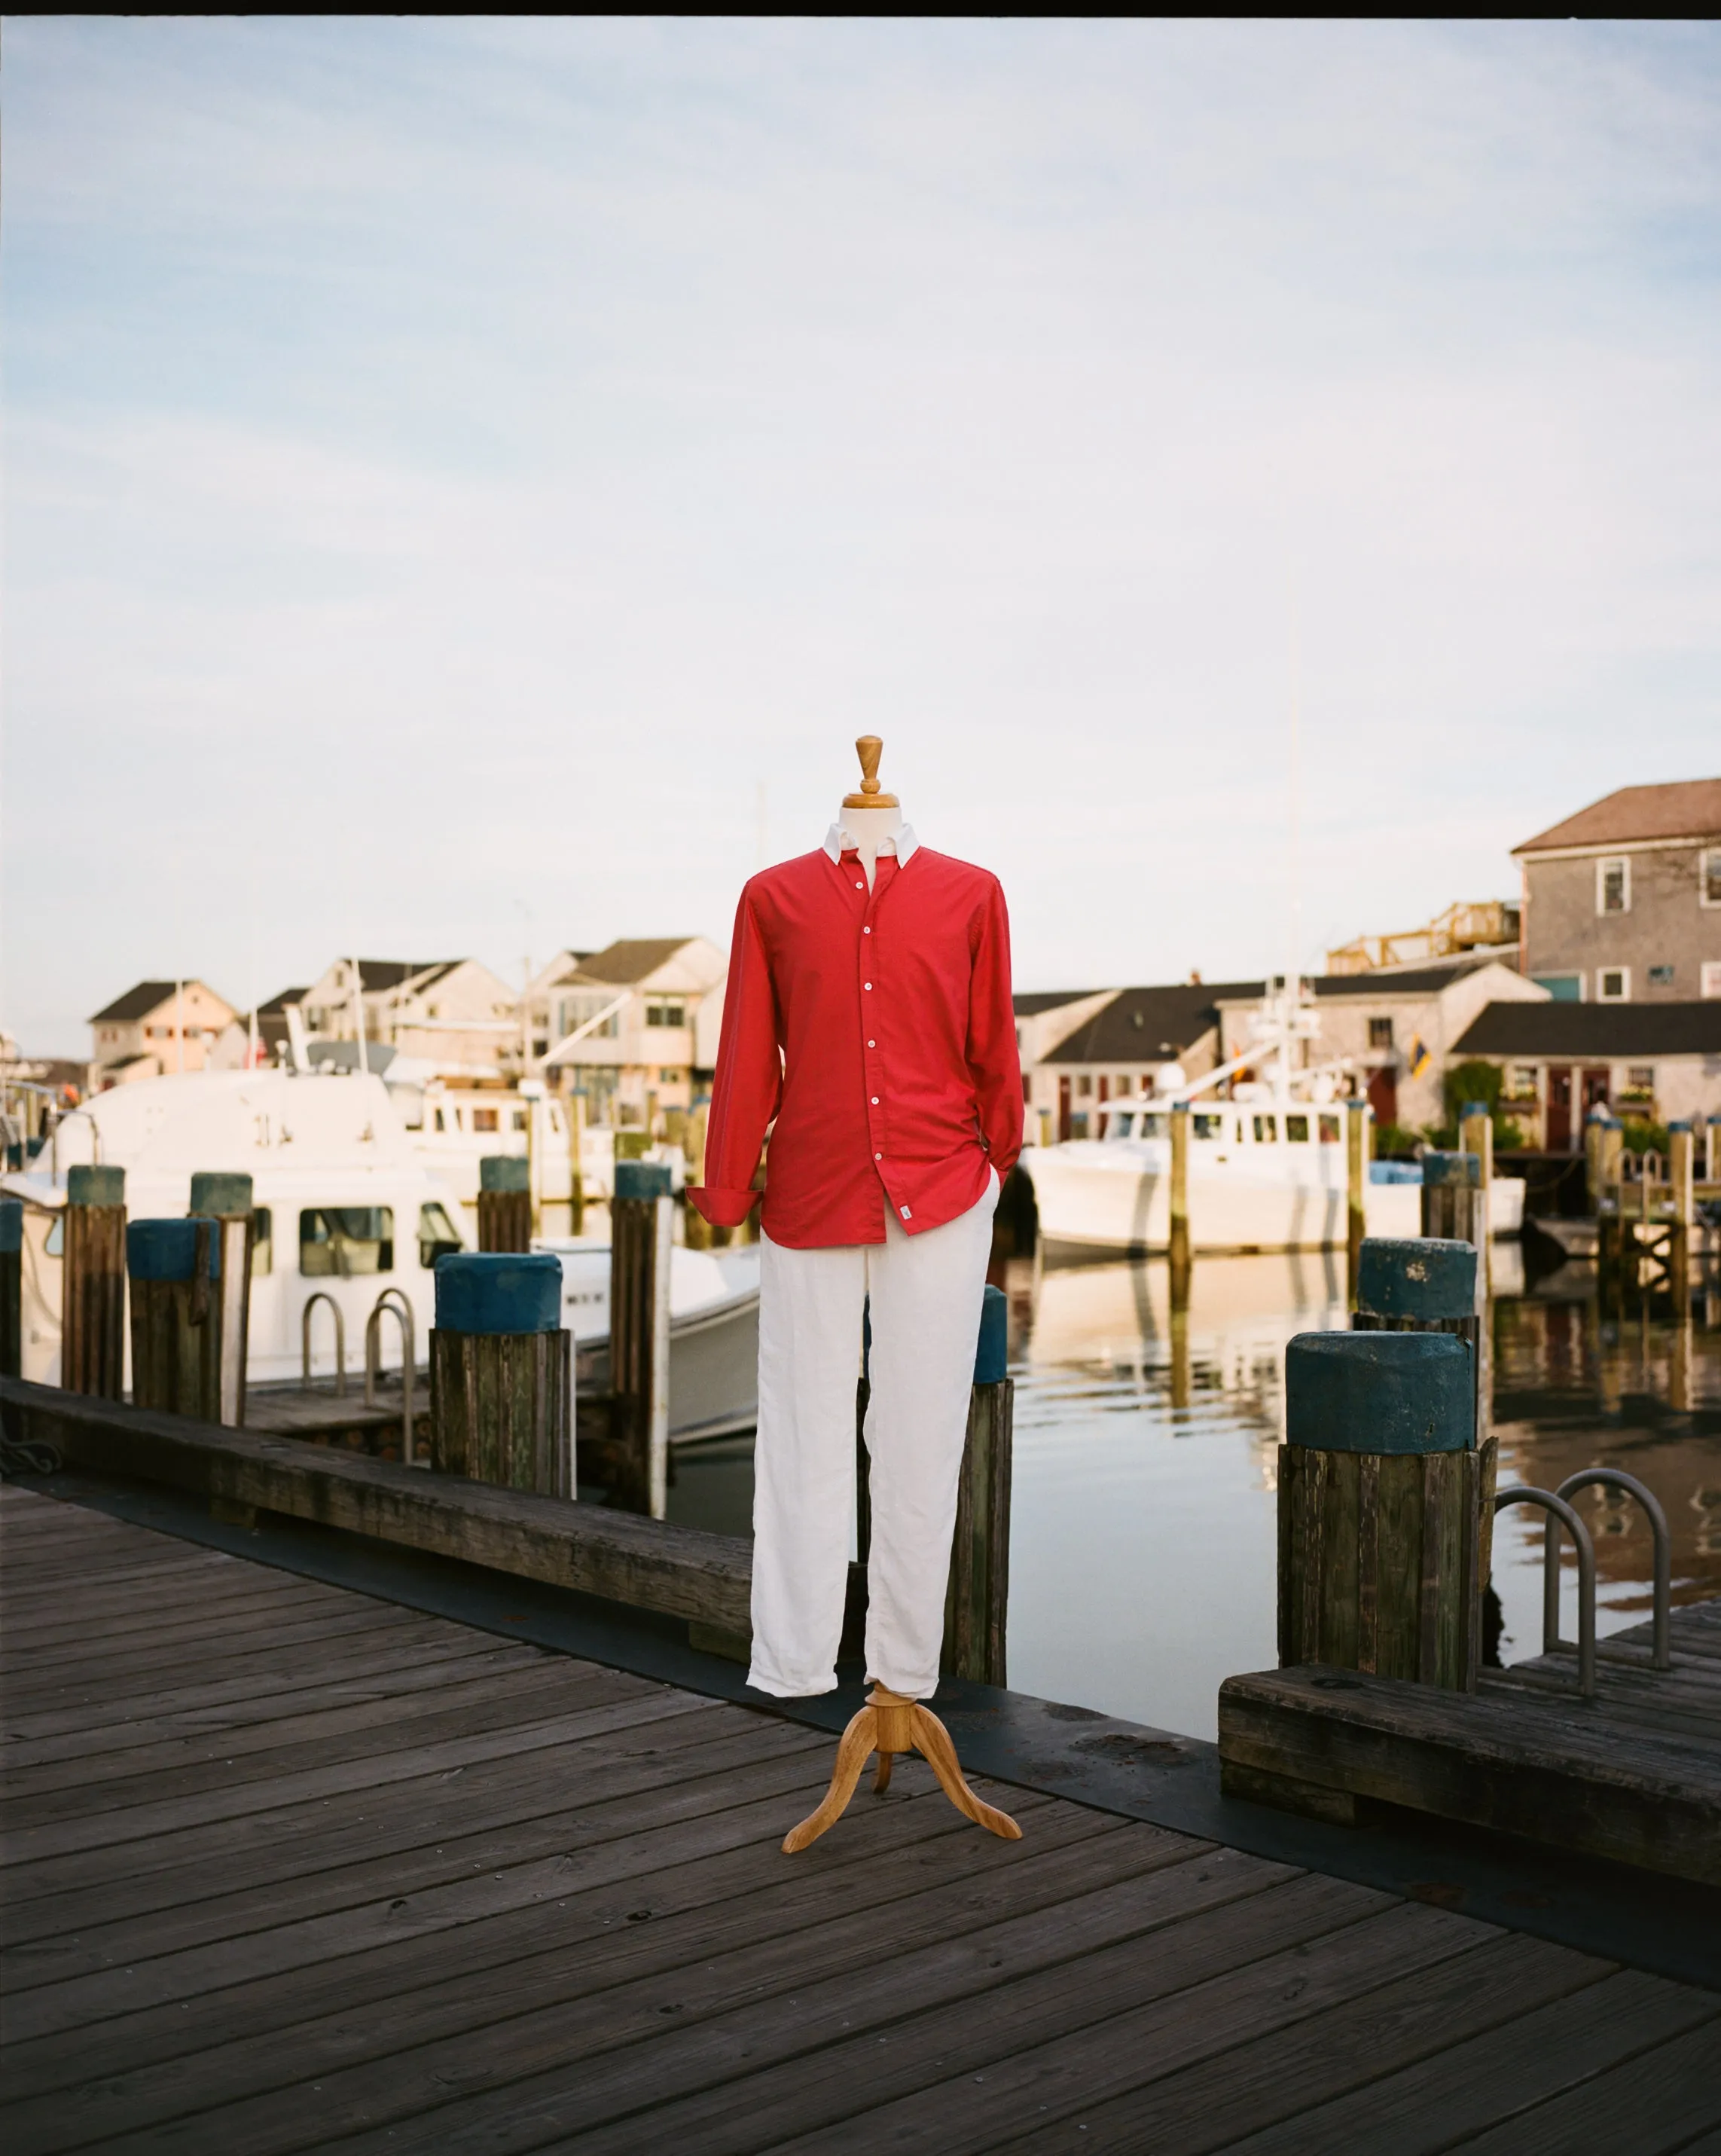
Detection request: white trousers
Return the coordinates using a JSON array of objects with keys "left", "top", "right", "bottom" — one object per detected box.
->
[{"left": 749, "top": 1171, "right": 999, "bottom": 1700}]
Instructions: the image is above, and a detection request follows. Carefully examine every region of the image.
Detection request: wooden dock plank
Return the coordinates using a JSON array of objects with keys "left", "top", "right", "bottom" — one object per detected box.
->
[
  {"left": 1202, "top": 1965, "right": 1720, "bottom": 2155},
  {"left": 5, "top": 1484, "right": 1717, "bottom": 2156}
]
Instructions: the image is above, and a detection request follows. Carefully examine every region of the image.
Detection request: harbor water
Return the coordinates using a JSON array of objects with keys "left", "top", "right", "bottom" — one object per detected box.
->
[{"left": 667, "top": 1248, "right": 1721, "bottom": 1741}]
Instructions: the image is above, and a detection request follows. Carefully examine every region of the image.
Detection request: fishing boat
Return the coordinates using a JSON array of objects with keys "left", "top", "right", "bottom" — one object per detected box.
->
[
  {"left": 1020, "top": 982, "right": 1523, "bottom": 1261},
  {"left": 0, "top": 1067, "right": 758, "bottom": 1441}
]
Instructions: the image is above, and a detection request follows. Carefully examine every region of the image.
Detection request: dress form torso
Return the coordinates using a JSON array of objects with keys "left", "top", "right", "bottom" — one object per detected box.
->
[{"left": 835, "top": 802, "right": 902, "bottom": 890}]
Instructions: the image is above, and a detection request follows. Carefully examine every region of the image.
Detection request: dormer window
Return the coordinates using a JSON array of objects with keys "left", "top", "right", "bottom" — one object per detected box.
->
[{"left": 1597, "top": 857, "right": 1630, "bottom": 915}]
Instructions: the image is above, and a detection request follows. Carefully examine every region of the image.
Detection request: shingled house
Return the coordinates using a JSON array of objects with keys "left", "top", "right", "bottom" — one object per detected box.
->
[
  {"left": 541, "top": 936, "right": 728, "bottom": 1128},
  {"left": 1514, "top": 777, "right": 1721, "bottom": 1005},
  {"left": 88, "top": 979, "right": 236, "bottom": 1089},
  {"left": 1448, "top": 1000, "right": 1721, "bottom": 1147}
]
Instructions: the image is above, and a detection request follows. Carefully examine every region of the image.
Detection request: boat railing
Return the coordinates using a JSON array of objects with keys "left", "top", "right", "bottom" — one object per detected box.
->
[
  {"left": 301, "top": 1293, "right": 346, "bottom": 1397},
  {"left": 366, "top": 1287, "right": 419, "bottom": 1467}
]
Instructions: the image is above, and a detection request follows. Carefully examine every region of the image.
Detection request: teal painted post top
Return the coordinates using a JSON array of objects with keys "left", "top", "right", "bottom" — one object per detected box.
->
[
  {"left": 975, "top": 1284, "right": 1007, "bottom": 1385},
  {"left": 435, "top": 1251, "right": 561, "bottom": 1334},
  {"left": 1668, "top": 1119, "right": 1692, "bottom": 1134},
  {"left": 1286, "top": 1330, "right": 1473, "bottom": 1454},
  {"left": 1356, "top": 1238, "right": 1477, "bottom": 1322},
  {"left": 479, "top": 1156, "right": 530, "bottom": 1195},
  {"left": 1587, "top": 1106, "right": 1619, "bottom": 1127},
  {"left": 1459, "top": 1101, "right": 1488, "bottom": 1124},
  {"left": 0, "top": 1199, "right": 22, "bottom": 1254},
  {"left": 128, "top": 1218, "right": 221, "bottom": 1281},
  {"left": 189, "top": 1171, "right": 253, "bottom": 1217},
  {"left": 615, "top": 1160, "right": 673, "bottom": 1202},
  {"left": 67, "top": 1165, "right": 124, "bottom": 1207},
  {"left": 1421, "top": 1150, "right": 1480, "bottom": 1189}
]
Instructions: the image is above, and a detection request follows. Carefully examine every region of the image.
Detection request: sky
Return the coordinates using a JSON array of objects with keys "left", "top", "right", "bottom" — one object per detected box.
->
[{"left": 3, "top": 18, "right": 1718, "bottom": 1055}]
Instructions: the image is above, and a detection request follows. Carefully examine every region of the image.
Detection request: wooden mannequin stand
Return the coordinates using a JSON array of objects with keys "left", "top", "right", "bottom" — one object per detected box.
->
[
  {"left": 781, "top": 736, "right": 1022, "bottom": 1855},
  {"left": 783, "top": 1686, "right": 1021, "bottom": 1852}
]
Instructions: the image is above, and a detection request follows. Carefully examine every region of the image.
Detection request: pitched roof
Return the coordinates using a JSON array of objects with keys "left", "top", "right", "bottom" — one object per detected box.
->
[
  {"left": 1514, "top": 779, "right": 1721, "bottom": 856},
  {"left": 575, "top": 938, "right": 694, "bottom": 985},
  {"left": 1308, "top": 954, "right": 1518, "bottom": 998},
  {"left": 355, "top": 959, "right": 456, "bottom": 993},
  {"left": 258, "top": 987, "right": 310, "bottom": 1016},
  {"left": 89, "top": 981, "right": 187, "bottom": 1024},
  {"left": 1452, "top": 1000, "right": 1721, "bottom": 1058},
  {"left": 1014, "top": 989, "right": 1107, "bottom": 1016},
  {"left": 1043, "top": 982, "right": 1262, "bottom": 1064}
]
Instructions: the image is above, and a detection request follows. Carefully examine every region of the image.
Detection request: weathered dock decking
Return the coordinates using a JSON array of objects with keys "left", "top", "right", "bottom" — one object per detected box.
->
[{"left": 4, "top": 1483, "right": 1720, "bottom": 2154}]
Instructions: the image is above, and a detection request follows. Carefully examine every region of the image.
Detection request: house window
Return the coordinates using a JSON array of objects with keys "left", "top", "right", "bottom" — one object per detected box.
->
[
  {"left": 1648, "top": 964, "right": 1674, "bottom": 988},
  {"left": 1368, "top": 1017, "right": 1393, "bottom": 1049},
  {"left": 658, "top": 1068, "right": 682, "bottom": 1084},
  {"left": 1533, "top": 973, "right": 1584, "bottom": 1002},
  {"left": 1506, "top": 1066, "right": 1540, "bottom": 1102},
  {"left": 645, "top": 997, "right": 685, "bottom": 1028},
  {"left": 1597, "top": 967, "right": 1629, "bottom": 1002},
  {"left": 1597, "top": 857, "right": 1630, "bottom": 914},
  {"left": 1701, "top": 848, "right": 1721, "bottom": 907},
  {"left": 511, "top": 1109, "right": 528, "bottom": 1131},
  {"left": 557, "top": 994, "right": 620, "bottom": 1040},
  {"left": 1624, "top": 1066, "right": 1655, "bottom": 1097},
  {"left": 1077, "top": 1074, "right": 1093, "bottom": 1098},
  {"left": 1702, "top": 961, "right": 1721, "bottom": 1000},
  {"left": 472, "top": 1107, "right": 499, "bottom": 1133},
  {"left": 1116, "top": 1073, "right": 1134, "bottom": 1092},
  {"left": 300, "top": 1207, "right": 394, "bottom": 1278}
]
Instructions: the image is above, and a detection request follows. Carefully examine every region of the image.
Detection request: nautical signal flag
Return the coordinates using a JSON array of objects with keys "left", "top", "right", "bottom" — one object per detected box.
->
[{"left": 1408, "top": 1037, "right": 1432, "bottom": 1080}]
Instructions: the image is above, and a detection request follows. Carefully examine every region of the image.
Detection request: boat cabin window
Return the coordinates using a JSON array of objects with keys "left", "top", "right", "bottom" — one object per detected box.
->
[
  {"left": 472, "top": 1107, "right": 499, "bottom": 1134},
  {"left": 1192, "top": 1113, "right": 1223, "bottom": 1141},
  {"left": 1285, "top": 1114, "right": 1311, "bottom": 1143},
  {"left": 418, "top": 1202, "right": 462, "bottom": 1269},
  {"left": 300, "top": 1207, "right": 394, "bottom": 1278},
  {"left": 1140, "top": 1112, "right": 1167, "bottom": 1138},
  {"left": 1319, "top": 1113, "right": 1341, "bottom": 1144},
  {"left": 1112, "top": 1111, "right": 1134, "bottom": 1138},
  {"left": 511, "top": 1108, "right": 528, "bottom": 1132},
  {"left": 432, "top": 1107, "right": 446, "bottom": 1133},
  {"left": 252, "top": 1208, "right": 273, "bottom": 1276},
  {"left": 1253, "top": 1115, "right": 1278, "bottom": 1144}
]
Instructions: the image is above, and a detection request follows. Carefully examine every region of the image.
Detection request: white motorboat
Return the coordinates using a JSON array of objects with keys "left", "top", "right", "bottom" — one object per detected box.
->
[
  {"left": 1, "top": 1067, "right": 759, "bottom": 1443},
  {"left": 1020, "top": 983, "right": 1522, "bottom": 1260}
]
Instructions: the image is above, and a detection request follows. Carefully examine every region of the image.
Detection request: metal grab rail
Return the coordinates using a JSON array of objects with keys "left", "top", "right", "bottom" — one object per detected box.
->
[
  {"left": 1550, "top": 1469, "right": 1672, "bottom": 1671},
  {"left": 1495, "top": 1486, "right": 1597, "bottom": 1699},
  {"left": 365, "top": 1289, "right": 417, "bottom": 1467},
  {"left": 301, "top": 1293, "right": 346, "bottom": 1397}
]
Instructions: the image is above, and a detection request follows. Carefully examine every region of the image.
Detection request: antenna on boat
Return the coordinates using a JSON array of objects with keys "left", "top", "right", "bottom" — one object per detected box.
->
[{"left": 1284, "top": 551, "right": 1306, "bottom": 1098}]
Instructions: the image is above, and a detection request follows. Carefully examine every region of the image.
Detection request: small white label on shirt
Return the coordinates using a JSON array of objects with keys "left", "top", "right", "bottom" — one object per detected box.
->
[{"left": 900, "top": 1206, "right": 911, "bottom": 1219}]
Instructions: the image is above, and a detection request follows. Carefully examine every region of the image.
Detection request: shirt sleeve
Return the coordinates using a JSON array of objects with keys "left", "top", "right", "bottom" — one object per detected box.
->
[
  {"left": 968, "top": 876, "right": 1024, "bottom": 1182},
  {"left": 688, "top": 882, "right": 781, "bottom": 1226}
]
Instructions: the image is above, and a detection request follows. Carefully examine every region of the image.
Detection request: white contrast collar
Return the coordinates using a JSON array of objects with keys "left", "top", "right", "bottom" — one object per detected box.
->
[{"left": 822, "top": 821, "right": 920, "bottom": 866}]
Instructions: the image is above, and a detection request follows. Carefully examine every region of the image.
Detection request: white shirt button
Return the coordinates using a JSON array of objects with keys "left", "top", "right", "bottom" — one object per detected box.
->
[
  {"left": 855, "top": 881, "right": 864, "bottom": 890},
  {"left": 868, "top": 1039, "right": 876, "bottom": 1047},
  {"left": 874, "top": 1151, "right": 882, "bottom": 1160},
  {"left": 864, "top": 982, "right": 872, "bottom": 991},
  {"left": 863, "top": 926, "right": 871, "bottom": 934},
  {"left": 871, "top": 1096, "right": 880, "bottom": 1104}
]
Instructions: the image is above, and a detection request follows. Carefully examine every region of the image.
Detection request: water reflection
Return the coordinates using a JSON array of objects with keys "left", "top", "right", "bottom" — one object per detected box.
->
[{"left": 666, "top": 1251, "right": 1721, "bottom": 1742}]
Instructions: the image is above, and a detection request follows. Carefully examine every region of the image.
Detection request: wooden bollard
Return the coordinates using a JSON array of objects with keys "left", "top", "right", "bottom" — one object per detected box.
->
[
  {"left": 127, "top": 1218, "right": 221, "bottom": 1421},
  {"left": 1277, "top": 1329, "right": 1480, "bottom": 1690},
  {"left": 609, "top": 1159, "right": 673, "bottom": 1517},
  {"left": 1669, "top": 1120, "right": 1695, "bottom": 1313},
  {"left": 0, "top": 1199, "right": 21, "bottom": 1379},
  {"left": 429, "top": 1252, "right": 572, "bottom": 1495},
  {"left": 63, "top": 1164, "right": 127, "bottom": 1399},
  {"left": 477, "top": 1156, "right": 532, "bottom": 1254},
  {"left": 190, "top": 1171, "right": 254, "bottom": 1427},
  {"left": 1420, "top": 1148, "right": 1487, "bottom": 1245},
  {"left": 1345, "top": 1101, "right": 1371, "bottom": 1300},
  {"left": 1168, "top": 1101, "right": 1192, "bottom": 1302},
  {"left": 1355, "top": 1234, "right": 1495, "bottom": 1619},
  {"left": 1458, "top": 1103, "right": 1494, "bottom": 1294},
  {"left": 942, "top": 1283, "right": 1014, "bottom": 1686}
]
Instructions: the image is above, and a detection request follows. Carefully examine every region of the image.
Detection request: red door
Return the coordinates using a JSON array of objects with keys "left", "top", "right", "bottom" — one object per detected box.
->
[
  {"left": 1058, "top": 1074, "right": 1072, "bottom": 1144},
  {"left": 1546, "top": 1065, "right": 1573, "bottom": 1153},
  {"left": 1366, "top": 1067, "right": 1398, "bottom": 1129}
]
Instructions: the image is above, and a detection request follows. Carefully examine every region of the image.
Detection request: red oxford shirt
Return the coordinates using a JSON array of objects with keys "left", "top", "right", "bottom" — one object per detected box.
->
[{"left": 689, "top": 834, "right": 1024, "bottom": 1247}]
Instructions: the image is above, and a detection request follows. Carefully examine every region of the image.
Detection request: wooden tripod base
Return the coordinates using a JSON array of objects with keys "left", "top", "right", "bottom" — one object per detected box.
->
[{"left": 782, "top": 1685, "right": 1023, "bottom": 1853}]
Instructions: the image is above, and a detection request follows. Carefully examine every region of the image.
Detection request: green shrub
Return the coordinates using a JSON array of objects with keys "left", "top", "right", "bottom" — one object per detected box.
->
[{"left": 1619, "top": 1117, "right": 1670, "bottom": 1156}]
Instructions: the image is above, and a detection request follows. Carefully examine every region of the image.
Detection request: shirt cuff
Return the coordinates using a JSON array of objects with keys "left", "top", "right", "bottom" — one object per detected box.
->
[{"left": 686, "top": 1185, "right": 761, "bottom": 1227}]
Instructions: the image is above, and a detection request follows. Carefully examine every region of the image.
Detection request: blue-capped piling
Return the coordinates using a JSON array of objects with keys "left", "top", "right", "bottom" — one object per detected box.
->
[
  {"left": 0, "top": 1197, "right": 23, "bottom": 1379},
  {"left": 1277, "top": 1327, "right": 1482, "bottom": 1692},
  {"left": 190, "top": 1171, "right": 255, "bottom": 1428},
  {"left": 429, "top": 1252, "right": 572, "bottom": 1498},
  {"left": 127, "top": 1217, "right": 222, "bottom": 1420}
]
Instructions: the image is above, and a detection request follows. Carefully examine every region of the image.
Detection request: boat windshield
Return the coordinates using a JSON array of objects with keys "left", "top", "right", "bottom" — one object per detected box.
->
[{"left": 1192, "top": 1113, "right": 1225, "bottom": 1141}]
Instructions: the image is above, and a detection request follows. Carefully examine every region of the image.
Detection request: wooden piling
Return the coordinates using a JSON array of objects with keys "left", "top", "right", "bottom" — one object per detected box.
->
[
  {"left": 62, "top": 1164, "right": 127, "bottom": 1400},
  {"left": 609, "top": 1159, "right": 673, "bottom": 1517},
  {"left": 1168, "top": 1101, "right": 1191, "bottom": 1292},
  {"left": 1275, "top": 1330, "right": 1479, "bottom": 1695},
  {"left": 1457, "top": 1103, "right": 1494, "bottom": 1294},
  {"left": 1353, "top": 1233, "right": 1494, "bottom": 1668},
  {"left": 477, "top": 1156, "right": 532, "bottom": 1254},
  {"left": 0, "top": 1198, "right": 22, "bottom": 1380},
  {"left": 127, "top": 1218, "right": 221, "bottom": 1421},
  {"left": 1345, "top": 1101, "right": 1370, "bottom": 1302},
  {"left": 567, "top": 1090, "right": 587, "bottom": 1238},
  {"left": 1669, "top": 1120, "right": 1695, "bottom": 1315},
  {"left": 943, "top": 1284, "right": 1013, "bottom": 1687},
  {"left": 429, "top": 1252, "right": 572, "bottom": 1497},
  {"left": 189, "top": 1171, "right": 253, "bottom": 1428}
]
